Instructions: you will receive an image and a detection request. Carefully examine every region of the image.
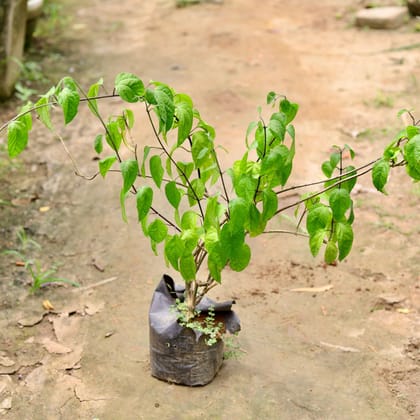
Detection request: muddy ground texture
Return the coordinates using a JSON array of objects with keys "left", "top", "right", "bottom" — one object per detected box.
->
[{"left": 0, "top": 0, "right": 420, "bottom": 419}]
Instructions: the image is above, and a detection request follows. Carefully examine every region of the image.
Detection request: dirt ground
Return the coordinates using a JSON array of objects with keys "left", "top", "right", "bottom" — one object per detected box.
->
[{"left": 0, "top": 0, "right": 420, "bottom": 419}]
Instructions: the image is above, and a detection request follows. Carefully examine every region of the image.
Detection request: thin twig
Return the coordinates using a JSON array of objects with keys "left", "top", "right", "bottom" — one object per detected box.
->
[
  {"left": 262, "top": 229, "right": 309, "bottom": 238},
  {"left": 275, "top": 158, "right": 379, "bottom": 196},
  {"left": 275, "top": 164, "right": 375, "bottom": 216}
]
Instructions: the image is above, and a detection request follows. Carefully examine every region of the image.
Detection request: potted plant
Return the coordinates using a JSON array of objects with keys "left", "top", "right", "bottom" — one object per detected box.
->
[{"left": 1, "top": 73, "right": 419, "bottom": 385}]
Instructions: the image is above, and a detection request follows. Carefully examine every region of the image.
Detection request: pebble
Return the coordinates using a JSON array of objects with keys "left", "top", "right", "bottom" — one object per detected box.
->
[{"left": 355, "top": 7, "right": 408, "bottom": 30}]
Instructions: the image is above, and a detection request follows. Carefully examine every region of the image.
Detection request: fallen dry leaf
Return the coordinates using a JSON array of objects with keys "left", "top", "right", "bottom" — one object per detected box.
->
[
  {"left": 0, "top": 357, "right": 15, "bottom": 368},
  {"left": 42, "top": 300, "right": 55, "bottom": 311},
  {"left": 41, "top": 338, "right": 72, "bottom": 354},
  {"left": 290, "top": 284, "right": 333, "bottom": 293},
  {"left": 53, "top": 314, "right": 81, "bottom": 344},
  {"left": 49, "top": 346, "right": 83, "bottom": 371},
  {"left": 377, "top": 294, "right": 406, "bottom": 305},
  {"left": 24, "top": 366, "right": 49, "bottom": 392},
  {"left": 18, "top": 313, "right": 46, "bottom": 327}
]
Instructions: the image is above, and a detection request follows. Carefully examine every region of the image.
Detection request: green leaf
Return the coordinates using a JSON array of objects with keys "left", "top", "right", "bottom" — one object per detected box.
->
[
  {"left": 61, "top": 76, "right": 78, "bottom": 91},
  {"left": 120, "top": 188, "right": 128, "bottom": 223},
  {"left": 7, "top": 120, "right": 28, "bottom": 158},
  {"left": 404, "top": 135, "right": 420, "bottom": 169},
  {"left": 406, "top": 125, "right": 419, "bottom": 140},
  {"left": 141, "top": 146, "right": 151, "bottom": 177},
  {"left": 187, "top": 178, "right": 205, "bottom": 206},
  {"left": 204, "top": 196, "right": 224, "bottom": 230},
  {"left": 177, "top": 161, "right": 194, "bottom": 185},
  {"left": 279, "top": 99, "right": 299, "bottom": 124},
  {"left": 269, "top": 113, "right": 286, "bottom": 142},
  {"left": 372, "top": 159, "right": 390, "bottom": 194},
  {"left": 166, "top": 156, "right": 173, "bottom": 178},
  {"left": 19, "top": 103, "right": 33, "bottom": 131},
  {"left": 99, "top": 156, "right": 117, "bottom": 178},
  {"left": 266, "top": 91, "right": 276, "bottom": 105},
  {"left": 329, "top": 189, "right": 351, "bottom": 221},
  {"left": 255, "top": 122, "right": 266, "bottom": 158},
  {"left": 94, "top": 134, "right": 103, "bottom": 154},
  {"left": 179, "top": 254, "right": 196, "bottom": 282},
  {"left": 341, "top": 166, "right": 357, "bottom": 193},
  {"left": 115, "top": 73, "right": 144, "bottom": 103},
  {"left": 324, "top": 240, "right": 338, "bottom": 264},
  {"left": 208, "top": 244, "right": 228, "bottom": 283},
  {"left": 321, "top": 161, "right": 333, "bottom": 178},
  {"left": 260, "top": 144, "right": 292, "bottom": 186},
  {"left": 306, "top": 204, "right": 332, "bottom": 235},
  {"left": 262, "top": 189, "right": 278, "bottom": 221},
  {"left": 35, "top": 96, "right": 53, "bottom": 130},
  {"left": 148, "top": 219, "right": 168, "bottom": 243},
  {"left": 150, "top": 155, "right": 164, "bottom": 188},
  {"left": 175, "top": 96, "right": 193, "bottom": 145},
  {"left": 191, "top": 131, "right": 212, "bottom": 167},
  {"left": 122, "top": 108, "right": 134, "bottom": 129},
  {"left": 136, "top": 186, "right": 153, "bottom": 221},
  {"left": 181, "top": 211, "right": 198, "bottom": 230},
  {"left": 230, "top": 243, "right": 251, "bottom": 272},
  {"left": 329, "top": 151, "right": 341, "bottom": 170},
  {"left": 57, "top": 87, "right": 80, "bottom": 124},
  {"left": 87, "top": 78, "right": 103, "bottom": 116},
  {"left": 164, "top": 235, "right": 184, "bottom": 270},
  {"left": 165, "top": 181, "right": 182, "bottom": 209},
  {"left": 406, "top": 162, "right": 420, "bottom": 181},
  {"left": 154, "top": 85, "right": 175, "bottom": 134},
  {"left": 105, "top": 121, "right": 122, "bottom": 152},
  {"left": 336, "top": 222, "right": 353, "bottom": 261},
  {"left": 120, "top": 159, "right": 139, "bottom": 194},
  {"left": 204, "top": 226, "right": 219, "bottom": 252},
  {"left": 249, "top": 204, "right": 266, "bottom": 236},
  {"left": 180, "top": 228, "right": 201, "bottom": 254},
  {"left": 344, "top": 144, "right": 355, "bottom": 159},
  {"left": 245, "top": 121, "right": 257, "bottom": 148},
  {"left": 309, "top": 229, "right": 327, "bottom": 257},
  {"left": 235, "top": 174, "right": 258, "bottom": 201},
  {"left": 145, "top": 88, "right": 157, "bottom": 104},
  {"left": 229, "top": 198, "right": 249, "bottom": 231}
]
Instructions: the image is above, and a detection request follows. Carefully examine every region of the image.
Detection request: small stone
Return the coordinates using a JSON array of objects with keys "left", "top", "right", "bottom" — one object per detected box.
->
[
  {"left": 355, "top": 7, "right": 408, "bottom": 30},
  {"left": 0, "top": 397, "right": 12, "bottom": 410}
]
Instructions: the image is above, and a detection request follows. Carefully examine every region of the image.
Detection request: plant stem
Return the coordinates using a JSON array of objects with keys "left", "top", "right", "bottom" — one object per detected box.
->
[
  {"left": 274, "top": 164, "right": 375, "bottom": 216},
  {"left": 185, "top": 280, "right": 197, "bottom": 321},
  {"left": 145, "top": 103, "right": 205, "bottom": 220},
  {"left": 275, "top": 159, "right": 379, "bottom": 196}
]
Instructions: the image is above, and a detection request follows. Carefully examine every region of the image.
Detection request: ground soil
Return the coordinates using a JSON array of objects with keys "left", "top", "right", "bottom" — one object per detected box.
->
[{"left": 0, "top": 0, "right": 419, "bottom": 419}]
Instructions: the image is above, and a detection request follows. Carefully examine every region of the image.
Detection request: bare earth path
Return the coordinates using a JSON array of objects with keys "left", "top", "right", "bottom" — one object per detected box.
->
[{"left": 0, "top": 1, "right": 419, "bottom": 419}]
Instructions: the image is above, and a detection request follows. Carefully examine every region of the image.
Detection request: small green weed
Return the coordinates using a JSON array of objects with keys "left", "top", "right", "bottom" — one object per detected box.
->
[
  {"left": 365, "top": 90, "right": 394, "bottom": 108},
  {"left": 2, "top": 227, "right": 79, "bottom": 292},
  {"left": 172, "top": 300, "right": 224, "bottom": 346},
  {"left": 223, "top": 334, "right": 246, "bottom": 360}
]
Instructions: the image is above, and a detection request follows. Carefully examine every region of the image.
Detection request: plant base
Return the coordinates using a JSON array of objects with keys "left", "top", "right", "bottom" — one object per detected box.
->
[
  {"left": 148, "top": 275, "right": 240, "bottom": 386},
  {"left": 150, "top": 323, "right": 224, "bottom": 386}
]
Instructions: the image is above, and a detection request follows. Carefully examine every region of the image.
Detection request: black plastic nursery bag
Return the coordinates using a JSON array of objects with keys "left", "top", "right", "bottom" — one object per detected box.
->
[{"left": 149, "top": 275, "right": 240, "bottom": 386}]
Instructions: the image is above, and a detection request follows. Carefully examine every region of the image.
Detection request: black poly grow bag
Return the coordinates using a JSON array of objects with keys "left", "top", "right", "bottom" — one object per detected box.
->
[{"left": 149, "top": 275, "right": 240, "bottom": 386}]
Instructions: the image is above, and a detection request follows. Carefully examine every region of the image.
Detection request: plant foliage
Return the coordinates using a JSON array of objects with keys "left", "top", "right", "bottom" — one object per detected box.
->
[{"left": 1, "top": 74, "right": 419, "bottom": 316}]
